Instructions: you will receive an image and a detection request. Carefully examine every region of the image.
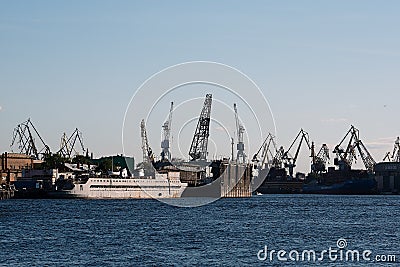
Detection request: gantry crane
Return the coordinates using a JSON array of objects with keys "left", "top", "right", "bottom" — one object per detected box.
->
[
  {"left": 383, "top": 137, "right": 400, "bottom": 162},
  {"left": 333, "top": 125, "right": 376, "bottom": 172},
  {"left": 57, "top": 128, "right": 85, "bottom": 159},
  {"left": 189, "top": 94, "right": 212, "bottom": 161},
  {"left": 233, "top": 103, "right": 246, "bottom": 164},
  {"left": 161, "top": 102, "right": 174, "bottom": 161},
  {"left": 282, "top": 129, "right": 312, "bottom": 177},
  {"left": 10, "top": 118, "right": 50, "bottom": 159}
]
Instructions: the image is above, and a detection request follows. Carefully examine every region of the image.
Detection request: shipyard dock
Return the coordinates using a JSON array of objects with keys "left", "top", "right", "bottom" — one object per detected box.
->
[{"left": 3, "top": 97, "right": 400, "bottom": 198}]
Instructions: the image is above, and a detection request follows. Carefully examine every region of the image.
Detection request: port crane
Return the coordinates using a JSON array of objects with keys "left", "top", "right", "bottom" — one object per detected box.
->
[
  {"left": 141, "top": 119, "right": 154, "bottom": 165},
  {"left": 10, "top": 118, "right": 50, "bottom": 159},
  {"left": 252, "top": 133, "right": 277, "bottom": 169},
  {"left": 57, "top": 128, "right": 85, "bottom": 159},
  {"left": 282, "top": 129, "right": 312, "bottom": 177},
  {"left": 272, "top": 146, "right": 285, "bottom": 169},
  {"left": 233, "top": 103, "right": 246, "bottom": 164},
  {"left": 161, "top": 102, "right": 174, "bottom": 161},
  {"left": 383, "top": 137, "right": 400, "bottom": 162},
  {"left": 333, "top": 125, "right": 376, "bottom": 172},
  {"left": 189, "top": 94, "right": 212, "bottom": 161},
  {"left": 311, "top": 143, "right": 330, "bottom": 173}
]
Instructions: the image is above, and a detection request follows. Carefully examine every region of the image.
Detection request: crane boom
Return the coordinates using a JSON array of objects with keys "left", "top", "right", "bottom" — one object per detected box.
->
[
  {"left": 57, "top": 128, "right": 85, "bottom": 159},
  {"left": 356, "top": 140, "right": 376, "bottom": 172},
  {"left": 189, "top": 94, "right": 212, "bottom": 161},
  {"left": 393, "top": 137, "right": 400, "bottom": 162},
  {"left": 283, "top": 129, "right": 311, "bottom": 177},
  {"left": 383, "top": 137, "right": 400, "bottom": 162},
  {"left": 10, "top": 118, "right": 50, "bottom": 159},
  {"left": 252, "top": 133, "right": 277, "bottom": 169},
  {"left": 141, "top": 119, "right": 154, "bottom": 164}
]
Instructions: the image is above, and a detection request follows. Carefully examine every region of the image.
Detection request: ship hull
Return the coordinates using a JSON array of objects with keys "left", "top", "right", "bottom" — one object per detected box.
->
[
  {"left": 257, "top": 181, "right": 303, "bottom": 194},
  {"left": 54, "top": 174, "right": 187, "bottom": 199},
  {"left": 302, "top": 178, "right": 377, "bottom": 195},
  {"left": 255, "top": 167, "right": 304, "bottom": 194}
]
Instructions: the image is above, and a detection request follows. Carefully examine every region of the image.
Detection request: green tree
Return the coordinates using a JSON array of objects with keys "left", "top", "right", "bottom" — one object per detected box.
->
[
  {"left": 96, "top": 158, "right": 112, "bottom": 173},
  {"left": 72, "top": 155, "right": 90, "bottom": 165},
  {"left": 42, "top": 153, "right": 68, "bottom": 169}
]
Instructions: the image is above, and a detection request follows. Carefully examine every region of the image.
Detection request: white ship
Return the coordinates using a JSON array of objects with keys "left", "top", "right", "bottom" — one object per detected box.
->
[{"left": 58, "top": 171, "right": 187, "bottom": 199}]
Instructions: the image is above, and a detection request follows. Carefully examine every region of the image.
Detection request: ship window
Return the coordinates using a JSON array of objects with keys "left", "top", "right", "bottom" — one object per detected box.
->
[{"left": 158, "top": 193, "right": 162, "bottom": 196}]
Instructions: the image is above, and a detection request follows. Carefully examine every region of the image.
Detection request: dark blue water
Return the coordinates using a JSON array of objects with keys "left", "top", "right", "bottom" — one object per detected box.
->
[{"left": 1, "top": 195, "right": 399, "bottom": 266}]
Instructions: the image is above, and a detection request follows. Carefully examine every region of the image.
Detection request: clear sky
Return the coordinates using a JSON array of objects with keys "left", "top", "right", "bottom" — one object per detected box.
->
[{"left": 1, "top": 1, "right": 399, "bottom": 172}]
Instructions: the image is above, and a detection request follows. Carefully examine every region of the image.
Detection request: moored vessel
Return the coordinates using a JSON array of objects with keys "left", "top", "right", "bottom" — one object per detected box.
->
[
  {"left": 303, "top": 172, "right": 377, "bottom": 194},
  {"left": 54, "top": 171, "right": 187, "bottom": 199}
]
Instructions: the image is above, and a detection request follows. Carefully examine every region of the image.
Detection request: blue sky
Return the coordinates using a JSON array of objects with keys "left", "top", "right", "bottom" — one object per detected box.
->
[{"left": 1, "top": 1, "right": 400, "bottom": 171}]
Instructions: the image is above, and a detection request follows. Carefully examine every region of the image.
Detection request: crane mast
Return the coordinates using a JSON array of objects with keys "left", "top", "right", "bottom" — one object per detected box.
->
[
  {"left": 161, "top": 102, "right": 174, "bottom": 161},
  {"left": 189, "top": 94, "right": 212, "bottom": 161},
  {"left": 233, "top": 103, "right": 246, "bottom": 163}
]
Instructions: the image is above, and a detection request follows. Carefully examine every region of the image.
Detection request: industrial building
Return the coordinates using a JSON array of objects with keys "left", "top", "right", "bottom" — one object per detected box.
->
[{"left": 1, "top": 152, "right": 41, "bottom": 183}]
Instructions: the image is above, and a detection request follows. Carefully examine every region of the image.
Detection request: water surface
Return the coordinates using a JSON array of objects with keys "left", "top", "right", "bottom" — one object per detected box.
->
[{"left": 1, "top": 195, "right": 399, "bottom": 266}]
